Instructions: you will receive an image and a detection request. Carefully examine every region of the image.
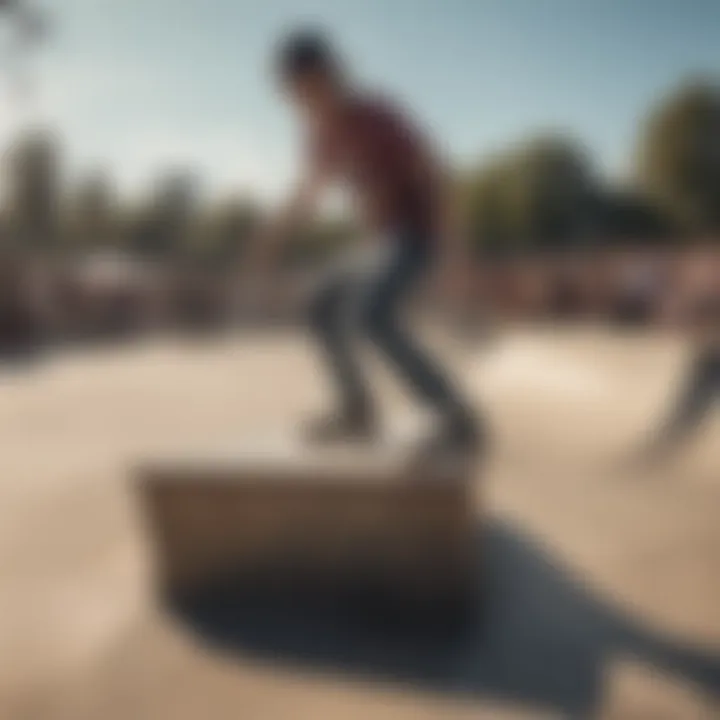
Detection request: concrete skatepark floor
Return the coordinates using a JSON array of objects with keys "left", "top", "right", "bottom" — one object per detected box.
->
[{"left": 0, "top": 328, "right": 718, "bottom": 719}]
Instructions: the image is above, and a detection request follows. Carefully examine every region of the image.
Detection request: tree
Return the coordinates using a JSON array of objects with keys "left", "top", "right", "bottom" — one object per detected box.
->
[
  {"left": 635, "top": 78, "right": 720, "bottom": 233},
  {"left": 462, "top": 136, "right": 602, "bottom": 255},
  {"left": 65, "top": 170, "right": 118, "bottom": 250},
  {"left": 123, "top": 170, "right": 200, "bottom": 258},
  {"left": 3, "top": 129, "right": 61, "bottom": 248},
  {"left": 505, "top": 135, "right": 600, "bottom": 250},
  {"left": 283, "top": 215, "right": 357, "bottom": 267},
  {"left": 194, "top": 195, "right": 261, "bottom": 264},
  {"left": 461, "top": 156, "right": 516, "bottom": 256},
  {"left": 596, "top": 188, "right": 673, "bottom": 243},
  {"left": 0, "top": 1, "right": 49, "bottom": 107}
]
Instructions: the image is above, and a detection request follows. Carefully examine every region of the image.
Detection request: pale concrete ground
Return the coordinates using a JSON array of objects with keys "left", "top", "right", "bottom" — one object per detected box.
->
[{"left": 0, "top": 327, "right": 718, "bottom": 719}]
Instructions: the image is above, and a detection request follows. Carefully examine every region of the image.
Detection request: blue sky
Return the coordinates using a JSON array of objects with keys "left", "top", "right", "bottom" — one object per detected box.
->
[{"left": 5, "top": 0, "right": 719, "bottom": 201}]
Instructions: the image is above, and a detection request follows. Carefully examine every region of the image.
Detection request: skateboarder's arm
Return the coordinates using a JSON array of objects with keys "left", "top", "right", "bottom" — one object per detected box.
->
[{"left": 246, "top": 164, "right": 331, "bottom": 270}]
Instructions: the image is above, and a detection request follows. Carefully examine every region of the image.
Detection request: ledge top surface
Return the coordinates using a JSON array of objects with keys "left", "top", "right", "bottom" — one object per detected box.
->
[{"left": 135, "top": 423, "right": 474, "bottom": 484}]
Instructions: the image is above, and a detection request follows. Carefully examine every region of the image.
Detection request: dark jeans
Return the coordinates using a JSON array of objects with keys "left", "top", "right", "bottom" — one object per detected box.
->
[
  {"left": 655, "top": 344, "right": 720, "bottom": 448},
  {"left": 308, "top": 233, "right": 468, "bottom": 423}
]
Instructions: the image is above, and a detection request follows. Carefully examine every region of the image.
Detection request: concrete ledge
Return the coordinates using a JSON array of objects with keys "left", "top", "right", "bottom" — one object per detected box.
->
[{"left": 135, "top": 434, "right": 478, "bottom": 614}]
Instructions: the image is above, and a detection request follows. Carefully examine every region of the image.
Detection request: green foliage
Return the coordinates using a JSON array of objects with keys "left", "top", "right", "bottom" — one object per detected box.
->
[
  {"left": 192, "top": 196, "right": 261, "bottom": 264},
  {"left": 5, "top": 77, "right": 719, "bottom": 259},
  {"left": 635, "top": 78, "right": 720, "bottom": 233},
  {"left": 596, "top": 189, "right": 674, "bottom": 243},
  {"left": 119, "top": 171, "right": 201, "bottom": 259},
  {"left": 5, "top": 130, "right": 61, "bottom": 247},
  {"left": 461, "top": 155, "right": 516, "bottom": 255},
  {"left": 63, "top": 171, "right": 118, "bottom": 251},
  {"left": 462, "top": 135, "right": 601, "bottom": 254},
  {"left": 283, "top": 216, "right": 357, "bottom": 266}
]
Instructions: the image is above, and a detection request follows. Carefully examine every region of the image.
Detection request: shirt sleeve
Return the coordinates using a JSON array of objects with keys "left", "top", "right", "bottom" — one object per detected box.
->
[
  {"left": 306, "top": 124, "right": 339, "bottom": 177},
  {"left": 365, "top": 97, "right": 438, "bottom": 174}
]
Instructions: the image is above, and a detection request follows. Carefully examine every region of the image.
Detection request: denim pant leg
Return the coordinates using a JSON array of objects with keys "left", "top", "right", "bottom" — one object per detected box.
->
[
  {"left": 357, "top": 240, "right": 468, "bottom": 419},
  {"left": 308, "top": 270, "right": 372, "bottom": 415},
  {"left": 657, "top": 345, "right": 720, "bottom": 446}
]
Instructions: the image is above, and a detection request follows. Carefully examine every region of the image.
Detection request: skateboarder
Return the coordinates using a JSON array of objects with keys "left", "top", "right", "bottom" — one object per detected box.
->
[
  {"left": 247, "top": 29, "right": 482, "bottom": 457},
  {"left": 649, "top": 339, "right": 719, "bottom": 453},
  {"left": 635, "top": 252, "right": 719, "bottom": 463}
]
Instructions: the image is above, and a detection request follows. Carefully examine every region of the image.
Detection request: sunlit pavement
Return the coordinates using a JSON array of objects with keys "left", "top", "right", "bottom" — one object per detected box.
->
[{"left": 0, "top": 328, "right": 717, "bottom": 719}]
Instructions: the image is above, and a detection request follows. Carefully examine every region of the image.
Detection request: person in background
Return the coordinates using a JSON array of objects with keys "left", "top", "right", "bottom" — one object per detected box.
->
[{"left": 637, "top": 248, "right": 719, "bottom": 462}]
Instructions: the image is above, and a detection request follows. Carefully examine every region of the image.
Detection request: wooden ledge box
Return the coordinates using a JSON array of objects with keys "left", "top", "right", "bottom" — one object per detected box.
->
[{"left": 135, "top": 433, "right": 478, "bottom": 613}]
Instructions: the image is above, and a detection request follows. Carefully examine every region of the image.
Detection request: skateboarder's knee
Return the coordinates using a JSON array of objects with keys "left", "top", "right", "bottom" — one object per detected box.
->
[
  {"left": 361, "top": 299, "right": 394, "bottom": 342},
  {"left": 308, "top": 287, "right": 340, "bottom": 337}
]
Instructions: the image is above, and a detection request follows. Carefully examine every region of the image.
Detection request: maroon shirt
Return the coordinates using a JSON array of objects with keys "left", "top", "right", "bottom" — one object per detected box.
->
[{"left": 308, "top": 93, "right": 440, "bottom": 238}]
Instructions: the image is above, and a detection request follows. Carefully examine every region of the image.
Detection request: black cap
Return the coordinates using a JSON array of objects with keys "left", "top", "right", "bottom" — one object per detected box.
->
[{"left": 275, "top": 27, "right": 341, "bottom": 81}]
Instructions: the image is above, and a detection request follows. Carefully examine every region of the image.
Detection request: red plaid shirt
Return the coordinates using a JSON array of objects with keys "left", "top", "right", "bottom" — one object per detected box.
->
[{"left": 308, "top": 93, "right": 440, "bottom": 237}]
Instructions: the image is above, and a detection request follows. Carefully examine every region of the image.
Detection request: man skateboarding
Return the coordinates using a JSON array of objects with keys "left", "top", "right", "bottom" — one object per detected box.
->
[{"left": 248, "top": 28, "right": 482, "bottom": 458}]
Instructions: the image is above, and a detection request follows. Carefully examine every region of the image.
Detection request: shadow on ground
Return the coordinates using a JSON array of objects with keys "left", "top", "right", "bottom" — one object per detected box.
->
[
  {"left": 172, "top": 519, "right": 720, "bottom": 719},
  {"left": 0, "top": 343, "right": 48, "bottom": 371}
]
